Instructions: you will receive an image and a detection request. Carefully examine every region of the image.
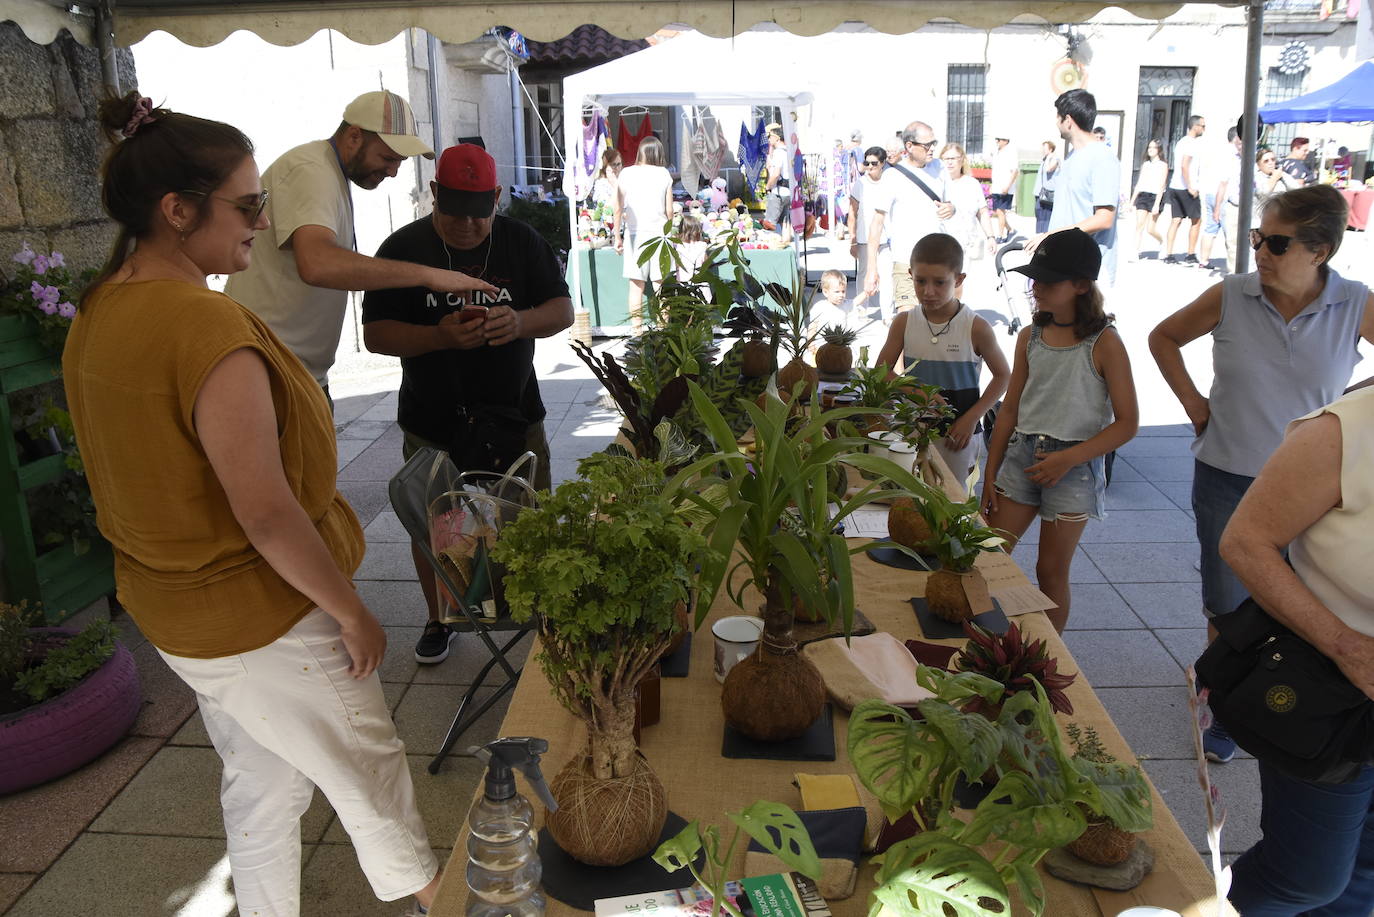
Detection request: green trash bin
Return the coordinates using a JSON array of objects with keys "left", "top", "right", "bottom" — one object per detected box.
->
[{"left": 1016, "top": 160, "right": 1040, "bottom": 218}]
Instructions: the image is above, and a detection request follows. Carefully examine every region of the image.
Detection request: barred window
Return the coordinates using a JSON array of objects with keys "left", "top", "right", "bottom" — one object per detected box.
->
[
  {"left": 1263, "top": 67, "right": 1307, "bottom": 152},
  {"left": 947, "top": 65, "right": 987, "bottom": 155}
]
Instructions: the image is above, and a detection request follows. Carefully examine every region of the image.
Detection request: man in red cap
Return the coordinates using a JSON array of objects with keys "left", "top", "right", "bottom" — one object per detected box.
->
[
  {"left": 362, "top": 143, "right": 573, "bottom": 664},
  {"left": 227, "top": 91, "right": 495, "bottom": 404}
]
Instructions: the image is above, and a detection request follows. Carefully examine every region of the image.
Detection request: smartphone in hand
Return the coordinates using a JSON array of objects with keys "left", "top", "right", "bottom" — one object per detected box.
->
[{"left": 458, "top": 304, "right": 488, "bottom": 323}]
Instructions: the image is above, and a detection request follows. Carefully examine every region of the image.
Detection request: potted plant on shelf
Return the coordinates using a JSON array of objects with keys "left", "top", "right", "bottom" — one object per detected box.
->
[
  {"left": 669, "top": 382, "right": 926, "bottom": 742},
  {"left": 772, "top": 278, "right": 819, "bottom": 402},
  {"left": 0, "top": 601, "right": 142, "bottom": 794},
  {"left": 1064, "top": 723, "right": 1145, "bottom": 867},
  {"left": 490, "top": 453, "right": 709, "bottom": 867},
  {"left": 814, "top": 324, "right": 857, "bottom": 376},
  {"left": 848, "top": 666, "right": 1153, "bottom": 917}
]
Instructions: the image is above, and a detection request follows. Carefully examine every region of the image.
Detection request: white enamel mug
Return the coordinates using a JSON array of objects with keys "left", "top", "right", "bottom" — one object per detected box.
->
[{"left": 711, "top": 615, "right": 764, "bottom": 683}]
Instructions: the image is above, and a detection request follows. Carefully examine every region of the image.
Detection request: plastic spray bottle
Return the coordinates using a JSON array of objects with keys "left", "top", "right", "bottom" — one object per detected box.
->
[{"left": 465, "top": 737, "right": 558, "bottom": 917}]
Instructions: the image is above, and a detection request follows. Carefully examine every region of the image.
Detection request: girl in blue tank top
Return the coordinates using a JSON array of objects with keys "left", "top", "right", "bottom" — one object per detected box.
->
[{"left": 981, "top": 229, "right": 1139, "bottom": 633}]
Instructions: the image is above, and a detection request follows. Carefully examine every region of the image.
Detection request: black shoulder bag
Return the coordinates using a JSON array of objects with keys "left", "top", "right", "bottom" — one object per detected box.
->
[{"left": 1195, "top": 597, "right": 1374, "bottom": 784}]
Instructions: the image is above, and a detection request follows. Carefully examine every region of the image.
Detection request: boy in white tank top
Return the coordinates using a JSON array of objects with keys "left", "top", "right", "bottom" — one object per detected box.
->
[{"left": 876, "top": 233, "right": 1011, "bottom": 478}]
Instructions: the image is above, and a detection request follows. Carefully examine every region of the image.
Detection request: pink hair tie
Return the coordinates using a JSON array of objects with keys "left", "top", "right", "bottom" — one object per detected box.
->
[{"left": 122, "top": 97, "right": 157, "bottom": 138}]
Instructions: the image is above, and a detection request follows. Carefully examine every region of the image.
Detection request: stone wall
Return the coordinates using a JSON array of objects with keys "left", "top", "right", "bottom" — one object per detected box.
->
[{"left": 0, "top": 22, "right": 136, "bottom": 273}]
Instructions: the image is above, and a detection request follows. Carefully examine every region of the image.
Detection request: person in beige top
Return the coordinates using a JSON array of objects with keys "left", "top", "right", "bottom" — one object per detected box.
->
[
  {"left": 1220, "top": 384, "right": 1374, "bottom": 914},
  {"left": 224, "top": 90, "right": 494, "bottom": 401},
  {"left": 65, "top": 92, "right": 440, "bottom": 917}
]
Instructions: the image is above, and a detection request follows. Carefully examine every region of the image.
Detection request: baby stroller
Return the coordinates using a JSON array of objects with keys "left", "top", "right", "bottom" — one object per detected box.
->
[{"left": 993, "top": 240, "right": 1034, "bottom": 336}]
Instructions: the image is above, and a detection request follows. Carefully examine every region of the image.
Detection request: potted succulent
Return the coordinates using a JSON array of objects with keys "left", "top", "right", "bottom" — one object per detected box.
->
[
  {"left": 491, "top": 453, "right": 710, "bottom": 866},
  {"left": 1065, "top": 723, "right": 1145, "bottom": 867},
  {"left": 669, "top": 382, "right": 925, "bottom": 742},
  {"left": 0, "top": 601, "right": 142, "bottom": 794},
  {"left": 814, "top": 324, "right": 857, "bottom": 376},
  {"left": 848, "top": 666, "right": 1153, "bottom": 917}
]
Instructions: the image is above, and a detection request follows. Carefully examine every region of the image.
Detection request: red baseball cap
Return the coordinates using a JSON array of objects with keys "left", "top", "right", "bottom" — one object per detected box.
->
[{"left": 434, "top": 144, "right": 498, "bottom": 217}]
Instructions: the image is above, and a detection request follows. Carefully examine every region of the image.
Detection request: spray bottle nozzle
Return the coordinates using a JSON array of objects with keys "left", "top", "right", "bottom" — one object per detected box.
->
[{"left": 466, "top": 737, "right": 558, "bottom": 812}]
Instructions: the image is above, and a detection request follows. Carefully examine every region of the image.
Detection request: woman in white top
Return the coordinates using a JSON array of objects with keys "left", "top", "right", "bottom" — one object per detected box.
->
[
  {"left": 614, "top": 136, "right": 673, "bottom": 331},
  {"left": 1255, "top": 149, "right": 1299, "bottom": 220},
  {"left": 1131, "top": 139, "right": 1168, "bottom": 259},
  {"left": 1220, "top": 384, "right": 1374, "bottom": 915},
  {"left": 848, "top": 145, "right": 889, "bottom": 317},
  {"left": 937, "top": 143, "right": 995, "bottom": 262}
]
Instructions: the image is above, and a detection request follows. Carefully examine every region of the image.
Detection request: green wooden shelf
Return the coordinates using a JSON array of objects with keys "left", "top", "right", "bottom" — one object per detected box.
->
[{"left": 0, "top": 313, "right": 114, "bottom": 623}]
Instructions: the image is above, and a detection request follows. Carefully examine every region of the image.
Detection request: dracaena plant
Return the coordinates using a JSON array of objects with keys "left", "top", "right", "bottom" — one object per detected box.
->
[
  {"left": 848, "top": 666, "right": 1153, "bottom": 917},
  {"left": 652, "top": 801, "right": 821, "bottom": 917}
]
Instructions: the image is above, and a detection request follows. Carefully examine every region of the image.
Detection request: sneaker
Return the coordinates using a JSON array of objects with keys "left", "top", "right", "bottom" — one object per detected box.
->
[
  {"left": 1203, "top": 722, "right": 1237, "bottom": 763},
  {"left": 1184, "top": 254, "right": 1201, "bottom": 266},
  {"left": 1163, "top": 253, "right": 1180, "bottom": 264},
  {"left": 415, "top": 620, "right": 456, "bottom": 664}
]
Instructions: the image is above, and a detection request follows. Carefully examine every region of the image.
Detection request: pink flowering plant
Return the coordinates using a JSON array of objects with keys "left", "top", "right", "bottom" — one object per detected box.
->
[{"left": 2, "top": 243, "right": 93, "bottom": 351}]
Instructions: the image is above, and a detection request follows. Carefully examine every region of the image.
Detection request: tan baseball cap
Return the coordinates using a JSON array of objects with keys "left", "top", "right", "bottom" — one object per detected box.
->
[{"left": 342, "top": 90, "right": 434, "bottom": 159}]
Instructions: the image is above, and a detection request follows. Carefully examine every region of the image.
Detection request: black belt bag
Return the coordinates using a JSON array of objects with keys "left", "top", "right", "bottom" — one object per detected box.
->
[
  {"left": 449, "top": 404, "right": 530, "bottom": 477},
  {"left": 1195, "top": 597, "right": 1374, "bottom": 784}
]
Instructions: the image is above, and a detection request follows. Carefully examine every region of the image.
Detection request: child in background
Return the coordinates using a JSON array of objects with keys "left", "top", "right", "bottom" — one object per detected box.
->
[
  {"left": 808, "top": 268, "right": 858, "bottom": 337},
  {"left": 876, "top": 233, "right": 1010, "bottom": 481},
  {"left": 674, "top": 215, "right": 708, "bottom": 283},
  {"left": 980, "top": 229, "right": 1138, "bottom": 633}
]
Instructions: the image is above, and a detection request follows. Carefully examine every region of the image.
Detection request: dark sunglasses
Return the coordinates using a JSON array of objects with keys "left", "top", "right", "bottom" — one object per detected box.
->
[
  {"left": 180, "top": 189, "right": 270, "bottom": 225},
  {"left": 1250, "top": 229, "right": 1295, "bottom": 256},
  {"left": 863, "top": 159, "right": 882, "bottom": 166},
  {"left": 908, "top": 140, "right": 938, "bottom": 152}
]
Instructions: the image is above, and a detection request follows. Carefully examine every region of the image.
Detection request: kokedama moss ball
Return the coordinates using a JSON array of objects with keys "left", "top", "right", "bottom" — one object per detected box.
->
[
  {"left": 1068, "top": 818, "right": 1138, "bottom": 866},
  {"left": 721, "top": 645, "right": 826, "bottom": 741},
  {"left": 927, "top": 568, "right": 982, "bottom": 623},
  {"left": 815, "top": 342, "right": 853, "bottom": 375},
  {"left": 888, "top": 497, "right": 934, "bottom": 550},
  {"left": 777, "top": 358, "right": 818, "bottom": 403},
  {"left": 547, "top": 752, "right": 667, "bottom": 867},
  {"left": 741, "top": 339, "right": 773, "bottom": 379}
]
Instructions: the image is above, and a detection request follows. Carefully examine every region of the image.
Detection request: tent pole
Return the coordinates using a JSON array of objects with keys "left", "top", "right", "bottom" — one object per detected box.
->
[
  {"left": 96, "top": 0, "right": 121, "bottom": 95},
  {"left": 1238, "top": 0, "right": 1263, "bottom": 275}
]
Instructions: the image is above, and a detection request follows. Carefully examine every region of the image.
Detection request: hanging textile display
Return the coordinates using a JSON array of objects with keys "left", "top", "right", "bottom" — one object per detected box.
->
[
  {"left": 617, "top": 113, "right": 653, "bottom": 164},
  {"left": 574, "top": 111, "right": 608, "bottom": 203},
  {"left": 738, "top": 120, "right": 768, "bottom": 201},
  {"left": 691, "top": 106, "right": 729, "bottom": 183}
]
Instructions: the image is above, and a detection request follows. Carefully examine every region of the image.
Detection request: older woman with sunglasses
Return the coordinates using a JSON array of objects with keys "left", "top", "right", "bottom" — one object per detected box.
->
[{"left": 1149, "top": 184, "right": 1374, "bottom": 763}]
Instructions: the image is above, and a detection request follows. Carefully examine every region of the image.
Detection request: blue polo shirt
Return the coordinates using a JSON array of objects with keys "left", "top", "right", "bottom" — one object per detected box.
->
[{"left": 1195, "top": 270, "right": 1369, "bottom": 477}]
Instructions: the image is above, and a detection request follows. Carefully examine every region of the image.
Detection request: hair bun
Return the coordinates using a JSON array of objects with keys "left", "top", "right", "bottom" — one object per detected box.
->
[{"left": 96, "top": 90, "right": 167, "bottom": 140}]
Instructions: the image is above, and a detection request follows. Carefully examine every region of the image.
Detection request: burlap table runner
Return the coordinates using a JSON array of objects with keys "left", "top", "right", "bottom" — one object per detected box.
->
[{"left": 429, "top": 456, "right": 1231, "bottom": 916}]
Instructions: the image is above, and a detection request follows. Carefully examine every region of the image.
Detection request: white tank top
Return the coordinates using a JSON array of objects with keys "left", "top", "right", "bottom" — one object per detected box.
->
[{"left": 1289, "top": 387, "right": 1374, "bottom": 636}]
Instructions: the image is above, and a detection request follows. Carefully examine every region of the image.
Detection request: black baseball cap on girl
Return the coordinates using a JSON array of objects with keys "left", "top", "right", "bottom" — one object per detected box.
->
[{"left": 1010, "top": 228, "right": 1102, "bottom": 282}]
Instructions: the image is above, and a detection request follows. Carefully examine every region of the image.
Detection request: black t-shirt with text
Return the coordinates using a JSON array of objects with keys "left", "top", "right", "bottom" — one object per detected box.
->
[{"left": 361, "top": 214, "right": 570, "bottom": 445}]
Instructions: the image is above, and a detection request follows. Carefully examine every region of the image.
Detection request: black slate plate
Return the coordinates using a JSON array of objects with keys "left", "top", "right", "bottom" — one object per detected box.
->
[
  {"left": 660, "top": 632, "right": 691, "bottom": 678},
  {"left": 538, "top": 811, "right": 700, "bottom": 909},
  {"left": 909, "top": 596, "right": 1009, "bottom": 639},
  {"left": 721, "top": 703, "right": 835, "bottom": 761}
]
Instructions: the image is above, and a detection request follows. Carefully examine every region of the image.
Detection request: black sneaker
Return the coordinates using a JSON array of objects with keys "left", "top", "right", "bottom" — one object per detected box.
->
[
  {"left": 1184, "top": 254, "right": 1201, "bottom": 266},
  {"left": 415, "top": 620, "right": 456, "bottom": 664},
  {"left": 1163, "top": 254, "right": 1180, "bottom": 264}
]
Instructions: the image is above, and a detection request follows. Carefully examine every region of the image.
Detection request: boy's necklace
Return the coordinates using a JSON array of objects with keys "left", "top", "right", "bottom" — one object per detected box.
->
[
  {"left": 923, "top": 301, "right": 962, "bottom": 345},
  {"left": 1049, "top": 318, "right": 1075, "bottom": 327}
]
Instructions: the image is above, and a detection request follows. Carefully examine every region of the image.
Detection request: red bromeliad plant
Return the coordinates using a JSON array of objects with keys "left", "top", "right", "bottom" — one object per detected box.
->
[{"left": 954, "top": 621, "right": 1077, "bottom": 716}]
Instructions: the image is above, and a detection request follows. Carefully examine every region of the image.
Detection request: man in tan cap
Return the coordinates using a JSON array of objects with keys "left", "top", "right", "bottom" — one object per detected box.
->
[{"left": 226, "top": 90, "right": 494, "bottom": 404}]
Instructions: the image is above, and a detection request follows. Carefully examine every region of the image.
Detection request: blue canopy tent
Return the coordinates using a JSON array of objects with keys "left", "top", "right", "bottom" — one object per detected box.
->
[{"left": 1260, "top": 60, "right": 1374, "bottom": 123}]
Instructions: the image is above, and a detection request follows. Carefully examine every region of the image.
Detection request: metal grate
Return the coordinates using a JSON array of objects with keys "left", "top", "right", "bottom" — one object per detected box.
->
[
  {"left": 1263, "top": 67, "right": 1307, "bottom": 152},
  {"left": 947, "top": 64, "right": 987, "bottom": 155}
]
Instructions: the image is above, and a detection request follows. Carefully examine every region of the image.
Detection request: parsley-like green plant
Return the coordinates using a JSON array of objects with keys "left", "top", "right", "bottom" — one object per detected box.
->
[{"left": 490, "top": 453, "right": 710, "bottom": 780}]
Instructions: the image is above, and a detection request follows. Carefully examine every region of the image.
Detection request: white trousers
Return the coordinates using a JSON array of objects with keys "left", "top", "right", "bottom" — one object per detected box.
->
[{"left": 159, "top": 609, "right": 437, "bottom": 916}]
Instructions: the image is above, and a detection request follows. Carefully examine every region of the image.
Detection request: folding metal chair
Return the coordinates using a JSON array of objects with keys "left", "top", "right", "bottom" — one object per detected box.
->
[{"left": 387, "top": 446, "right": 536, "bottom": 774}]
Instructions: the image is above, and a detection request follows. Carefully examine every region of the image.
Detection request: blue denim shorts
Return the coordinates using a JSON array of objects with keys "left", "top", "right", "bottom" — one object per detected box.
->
[
  {"left": 995, "top": 432, "right": 1106, "bottom": 522},
  {"left": 1192, "top": 459, "right": 1254, "bottom": 618},
  {"left": 1203, "top": 194, "right": 1224, "bottom": 236}
]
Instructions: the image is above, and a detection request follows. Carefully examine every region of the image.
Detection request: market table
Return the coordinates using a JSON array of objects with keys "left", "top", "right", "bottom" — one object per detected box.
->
[
  {"left": 429, "top": 478, "right": 1229, "bottom": 917},
  {"left": 1339, "top": 188, "right": 1372, "bottom": 231},
  {"left": 568, "top": 245, "right": 802, "bottom": 331}
]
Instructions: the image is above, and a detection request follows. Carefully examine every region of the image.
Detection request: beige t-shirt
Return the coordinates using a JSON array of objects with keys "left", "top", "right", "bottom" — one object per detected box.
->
[
  {"left": 1289, "top": 386, "right": 1374, "bottom": 636},
  {"left": 224, "top": 139, "right": 353, "bottom": 386}
]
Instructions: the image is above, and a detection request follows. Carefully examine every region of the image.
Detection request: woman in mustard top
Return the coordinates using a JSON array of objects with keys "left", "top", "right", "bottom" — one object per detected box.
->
[{"left": 63, "top": 93, "right": 465, "bottom": 917}]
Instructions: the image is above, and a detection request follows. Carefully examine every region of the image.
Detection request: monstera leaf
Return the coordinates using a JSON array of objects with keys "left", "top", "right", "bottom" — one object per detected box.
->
[
  {"left": 728, "top": 801, "right": 821, "bottom": 881},
  {"left": 1002, "top": 849, "right": 1048, "bottom": 917},
  {"left": 873, "top": 834, "right": 1010, "bottom": 917},
  {"left": 848, "top": 700, "right": 949, "bottom": 819},
  {"left": 1070, "top": 756, "right": 1155, "bottom": 833},
  {"left": 960, "top": 770, "right": 1086, "bottom": 851}
]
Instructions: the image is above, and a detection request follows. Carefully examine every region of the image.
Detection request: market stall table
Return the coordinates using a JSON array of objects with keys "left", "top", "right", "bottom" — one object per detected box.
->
[
  {"left": 1340, "top": 188, "right": 1372, "bottom": 231},
  {"left": 429, "top": 475, "right": 1229, "bottom": 917},
  {"left": 568, "top": 245, "right": 801, "bottom": 331}
]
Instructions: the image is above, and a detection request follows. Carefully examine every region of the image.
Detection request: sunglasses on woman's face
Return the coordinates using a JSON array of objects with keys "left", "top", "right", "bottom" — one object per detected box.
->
[
  {"left": 863, "top": 160, "right": 881, "bottom": 166},
  {"left": 1250, "top": 229, "right": 1295, "bottom": 256}
]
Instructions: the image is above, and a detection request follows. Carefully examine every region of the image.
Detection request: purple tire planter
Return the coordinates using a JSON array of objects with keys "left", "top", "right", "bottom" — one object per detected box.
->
[{"left": 0, "top": 628, "right": 143, "bottom": 795}]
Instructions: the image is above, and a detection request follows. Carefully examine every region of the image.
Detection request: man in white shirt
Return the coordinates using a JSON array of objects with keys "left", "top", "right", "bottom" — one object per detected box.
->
[
  {"left": 763, "top": 125, "right": 794, "bottom": 245},
  {"left": 1200, "top": 126, "right": 1244, "bottom": 275},
  {"left": 848, "top": 145, "right": 890, "bottom": 318},
  {"left": 863, "top": 120, "right": 955, "bottom": 313},
  {"left": 989, "top": 135, "right": 1018, "bottom": 243},
  {"left": 225, "top": 90, "right": 494, "bottom": 404},
  {"left": 1163, "top": 114, "right": 1206, "bottom": 265}
]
